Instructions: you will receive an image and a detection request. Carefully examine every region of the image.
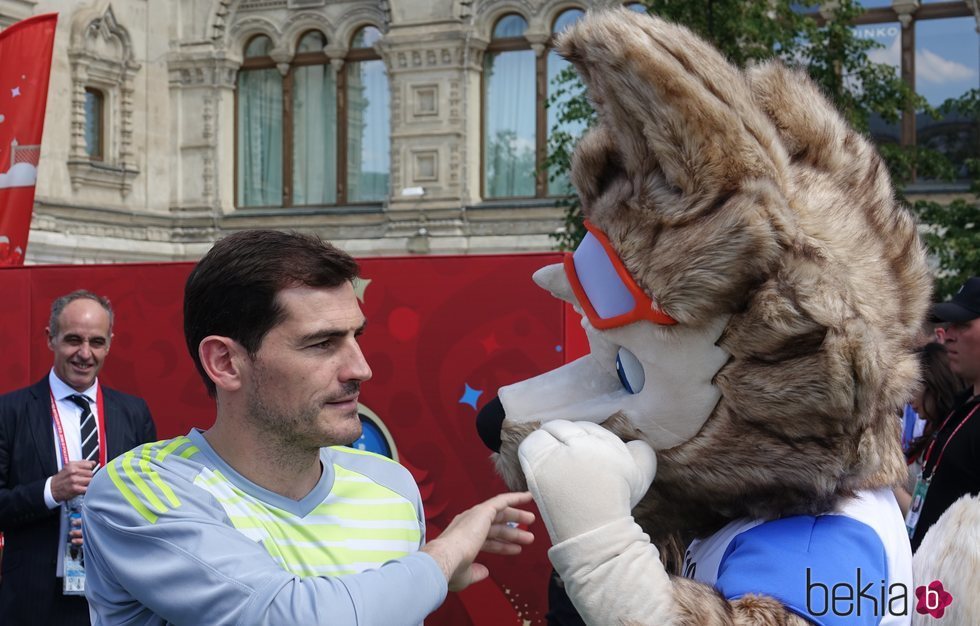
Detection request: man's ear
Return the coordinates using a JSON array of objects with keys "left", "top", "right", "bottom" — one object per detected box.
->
[
  {"left": 199, "top": 336, "right": 248, "bottom": 393},
  {"left": 45, "top": 326, "right": 55, "bottom": 351}
]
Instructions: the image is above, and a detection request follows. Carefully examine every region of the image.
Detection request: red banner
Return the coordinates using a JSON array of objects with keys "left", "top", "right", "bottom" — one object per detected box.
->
[
  {"left": 0, "top": 254, "right": 585, "bottom": 624},
  {"left": 0, "top": 13, "right": 57, "bottom": 266}
]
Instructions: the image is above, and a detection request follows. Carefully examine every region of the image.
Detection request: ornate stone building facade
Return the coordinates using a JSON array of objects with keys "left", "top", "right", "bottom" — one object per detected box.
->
[{"left": 0, "top": 0, "right": 976, "bottom": 262}]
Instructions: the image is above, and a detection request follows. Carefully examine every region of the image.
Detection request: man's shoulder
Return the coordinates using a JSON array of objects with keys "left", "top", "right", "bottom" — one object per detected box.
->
[
  {"left": 90, "top": 436, "right": 210, "bottom": 522},
  {"left": 100, "top": 385, "right": 149, "bottom": 409},
  {"left": 327, "top": 445, "right": 408, "bottom": 474},
  {"left": 0, "top": 378, "right": 47, "bottom": 404},
  {"left": 325, "top": 446, "right": 421, "bottom": 502},
  {"left": 102, "top": 436, "right": 204, "bottom": 477},
  {"left": 952, "top": 389, "right": 980, "bottom": 410},
  {"left": 948, "top": 391, "right": 980, "bottom": 440}
]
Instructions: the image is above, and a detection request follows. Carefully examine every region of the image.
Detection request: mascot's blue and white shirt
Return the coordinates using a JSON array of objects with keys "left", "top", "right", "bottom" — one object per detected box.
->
[{"left": 682, "top": 488, "right": 913, "bottom": 626}]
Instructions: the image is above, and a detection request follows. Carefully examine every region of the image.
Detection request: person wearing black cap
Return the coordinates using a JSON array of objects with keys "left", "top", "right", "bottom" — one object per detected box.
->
[{"left": 908, "top": 276, "right": 980, "bottom": 552}]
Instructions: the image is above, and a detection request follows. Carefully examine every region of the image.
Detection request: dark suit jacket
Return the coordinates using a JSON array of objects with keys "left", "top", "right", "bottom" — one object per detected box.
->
[{"left": 0, "top": 376, "right": 156, "bottom": 626}]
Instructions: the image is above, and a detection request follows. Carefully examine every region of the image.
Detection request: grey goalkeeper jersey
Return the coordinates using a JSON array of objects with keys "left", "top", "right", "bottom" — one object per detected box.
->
[{"left": 83, "top": 428, "right": 447, "bottom": 625}]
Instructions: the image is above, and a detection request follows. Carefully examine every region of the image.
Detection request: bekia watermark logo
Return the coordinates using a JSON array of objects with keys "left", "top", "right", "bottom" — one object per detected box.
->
[
  {"left": 806, "top": 568, "right": 909, "bottom": 618},
  {"left": 806, "top": 570, "right": 953, "bottom": 619},
  {"left": 915, "top": 580, "right": 953, "bottom": 619}
]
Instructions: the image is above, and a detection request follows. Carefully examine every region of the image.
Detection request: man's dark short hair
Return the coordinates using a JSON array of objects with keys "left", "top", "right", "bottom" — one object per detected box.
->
[
  {"left": 183, "top": 230, "right": 359, "bottom": 397},
  {"left": 49, "top": 290, "right": 114, "bottom": 338}
]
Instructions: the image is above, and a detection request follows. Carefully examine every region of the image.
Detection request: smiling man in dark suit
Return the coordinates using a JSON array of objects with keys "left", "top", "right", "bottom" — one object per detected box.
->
[{"left": 0, "top": 289, "right": 156, "bottom": 626}]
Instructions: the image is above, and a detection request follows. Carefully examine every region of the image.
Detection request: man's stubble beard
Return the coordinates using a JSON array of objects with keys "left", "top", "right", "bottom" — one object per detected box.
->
[{"left": 245, "top": 368, "right": 363, "bottom": 459}]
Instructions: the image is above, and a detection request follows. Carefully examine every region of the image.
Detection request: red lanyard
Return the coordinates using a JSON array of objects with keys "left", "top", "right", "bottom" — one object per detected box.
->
[
  {"left": 49, "top": 383, "right": 108, "bottom": 468},
  {"left": 921, "top": 400, "right": 980, "bottom": 480}
]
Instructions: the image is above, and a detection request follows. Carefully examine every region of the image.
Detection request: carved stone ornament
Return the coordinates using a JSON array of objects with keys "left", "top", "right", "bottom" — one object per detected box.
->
[{"left": 67, "top": 3, "right": 141, "bottom": 196}]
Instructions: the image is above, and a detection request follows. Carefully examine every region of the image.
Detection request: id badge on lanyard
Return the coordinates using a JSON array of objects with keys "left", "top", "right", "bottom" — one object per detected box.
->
[
  {"left": 905, "top": 473, "right": 930, "bottom": 538},
  {"left": 63, "top": 497, "right": 86, "bottom": 595},
  {"left": 905, "top": 401, "right": 980, "bottom": 539}
]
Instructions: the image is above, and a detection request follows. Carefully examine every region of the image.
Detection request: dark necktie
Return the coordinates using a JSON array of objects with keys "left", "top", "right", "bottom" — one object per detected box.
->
[{"left": 67, "top": 394, "right": 99, "bottom": 463}]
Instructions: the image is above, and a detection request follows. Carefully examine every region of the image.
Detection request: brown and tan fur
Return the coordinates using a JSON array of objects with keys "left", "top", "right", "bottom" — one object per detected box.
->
[{"left": 492, "top": 8, "right": 932, "bottom": 624}]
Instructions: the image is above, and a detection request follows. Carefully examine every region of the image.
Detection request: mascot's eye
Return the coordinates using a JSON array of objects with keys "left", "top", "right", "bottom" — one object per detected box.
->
[{"left": 616, "top": 347, "right": 645, "bottom": 394}]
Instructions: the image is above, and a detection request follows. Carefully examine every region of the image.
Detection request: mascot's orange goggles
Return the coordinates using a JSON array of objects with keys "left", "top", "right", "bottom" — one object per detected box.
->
[{"left": 564, "top": 220, "right": 677, "bottom": 329}]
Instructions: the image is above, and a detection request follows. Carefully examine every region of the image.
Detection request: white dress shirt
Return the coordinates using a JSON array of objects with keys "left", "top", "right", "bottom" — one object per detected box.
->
[{"left": 42, "top": 369, "right": 100, "bottom": 577}]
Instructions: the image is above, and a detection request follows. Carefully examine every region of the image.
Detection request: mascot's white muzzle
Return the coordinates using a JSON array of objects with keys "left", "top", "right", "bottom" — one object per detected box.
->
[{"left": 478, "top": 262, "right": 731, "bottom": 452}]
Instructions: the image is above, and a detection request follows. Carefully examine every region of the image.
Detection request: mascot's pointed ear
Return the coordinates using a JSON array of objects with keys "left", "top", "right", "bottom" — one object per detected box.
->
[
  {"left": 532, "top": 264, "right": 576, "bottom": 306},
  {"left": 746, "top": 61, "right": 870, "bottom": 178},
  {"left": 557, "top": 8, "right": 787, "bottom": 212}
]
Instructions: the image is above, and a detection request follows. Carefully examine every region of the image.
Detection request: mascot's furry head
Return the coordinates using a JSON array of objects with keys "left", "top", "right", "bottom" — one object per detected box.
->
[
  {"left": 482, "top": 5, "right": 929, "bottom": 539},
  {"left": 477, "top": 8, "right": 944, "bottom": 625}
]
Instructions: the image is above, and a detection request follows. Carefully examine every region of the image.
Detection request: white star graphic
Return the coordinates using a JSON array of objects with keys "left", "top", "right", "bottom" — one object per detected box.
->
[{"left": 11, "top": 87, "right": 21, "bottom": 98}]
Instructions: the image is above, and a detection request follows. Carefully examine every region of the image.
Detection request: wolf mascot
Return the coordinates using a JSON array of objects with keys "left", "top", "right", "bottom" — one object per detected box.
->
[{"left": 477, "top": 8, "right": 978, "bottom": 626}]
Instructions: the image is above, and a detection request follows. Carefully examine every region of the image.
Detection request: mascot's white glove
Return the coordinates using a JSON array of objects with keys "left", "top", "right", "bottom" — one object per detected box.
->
[
  {"left": 519, "top": 421, "right": 675, "bottom": 624},
  {"left": 518, "top": 420, "right": 657, "bottom": 544}
]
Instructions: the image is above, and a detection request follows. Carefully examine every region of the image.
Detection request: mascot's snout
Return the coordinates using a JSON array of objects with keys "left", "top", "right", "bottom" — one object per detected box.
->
[{"left": 478, "top": 251, "right": 732, "bottom": 457}]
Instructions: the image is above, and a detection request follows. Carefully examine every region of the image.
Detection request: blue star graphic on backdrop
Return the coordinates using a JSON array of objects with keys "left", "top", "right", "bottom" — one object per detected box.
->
[{"left": 459, "top": 383, "right": 483, "bottom": 410}]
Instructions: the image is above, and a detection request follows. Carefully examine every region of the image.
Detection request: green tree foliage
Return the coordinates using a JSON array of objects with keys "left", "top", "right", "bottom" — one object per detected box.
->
[
  {"left": 544, "top": 62, "right": 592, "bottom": 250},
  {"left": 546, "top": 1, "right": 978, "bottom": 298},
  {"left": 911, "top": 89, "right": 980, "bottom": 299}
]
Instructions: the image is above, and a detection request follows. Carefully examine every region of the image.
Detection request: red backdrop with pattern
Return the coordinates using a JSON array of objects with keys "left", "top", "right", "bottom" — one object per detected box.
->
[{"left": 0, "top": 254, "right": 589, "bottom": 625}]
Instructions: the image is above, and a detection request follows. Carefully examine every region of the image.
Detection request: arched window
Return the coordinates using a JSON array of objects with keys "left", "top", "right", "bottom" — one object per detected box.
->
[
  {"left": 292, "top": 30, "right": 336, "bottom": 205},
  {"left": 484, "top": 14, "right": 536, "bottom": 198},
  {"left": 237, "top": 35, "right": 283, "bottom": 207},
  {"left": 83, "top": 87, "right": 105, "bottom": 161},
  {"left": 345, "top": 26, "right": 389, "bottom": 203},
  {"left": 235, "top": 27, "right": 390, "bottom": 209},
  {"left": 483, "top": 10, "right": 587, "bottom": 199},
  {"left": 546, "top": 9, "right": 585, "bottom": 195}
]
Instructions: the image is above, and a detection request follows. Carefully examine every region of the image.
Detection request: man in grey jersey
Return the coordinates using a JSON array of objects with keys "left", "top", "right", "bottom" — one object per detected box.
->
[{"left": 82, "top": 230, "right": 534, "bottom": 625}]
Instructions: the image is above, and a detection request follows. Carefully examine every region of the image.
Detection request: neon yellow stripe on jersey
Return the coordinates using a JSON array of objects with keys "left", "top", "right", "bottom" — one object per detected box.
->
[
  {"left": 108, "top": 457, "right": 158, "bottom": 524},
  {"left": 243, "top": 523, "right": 416, "bottom": 570},
  {"left": 121, "top": 451, "right": 168, "bottom": 514},
  {"left": 106, "top": 440, "right": 190, "bottom": 523},
  {"left": 221, "top": 512, "right": 420, "bottom": 546},
  {"left": 139, "top": 455, "right": 180, "bottom": 508},
  {"left": 330, "top": 445, "right": 400, "bottom": 464},
  {"left": 194, "top": 459, "right": 421, "bottom": 577},
  {"left": 155, "top": 438, "right": 187, "bottom": 462}
]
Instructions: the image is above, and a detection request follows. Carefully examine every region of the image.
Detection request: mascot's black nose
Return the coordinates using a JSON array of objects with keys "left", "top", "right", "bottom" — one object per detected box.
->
[{"left": 476, "top": 395, "right": 505, "bottom": 452}]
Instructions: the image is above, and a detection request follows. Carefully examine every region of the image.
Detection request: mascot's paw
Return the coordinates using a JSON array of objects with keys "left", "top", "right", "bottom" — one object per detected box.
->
[{"left": 518, "top": 420, "right": 657, "bottom": 544}]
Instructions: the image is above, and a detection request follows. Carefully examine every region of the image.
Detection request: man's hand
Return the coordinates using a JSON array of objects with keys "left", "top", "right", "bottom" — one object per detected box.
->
[
  {"left": 69, "top": 515, "right": 84, "bottom": 546},
  {"left": 51, "top": 460, "right": 96, "bottom": 503},
  {"left": 421, "top": 492, "right": 535, "bottom": 592}
]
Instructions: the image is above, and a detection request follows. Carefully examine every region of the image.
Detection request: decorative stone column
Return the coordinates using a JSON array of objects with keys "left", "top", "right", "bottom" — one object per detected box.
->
[
  {"left": 166, "top": 52, "right": 239, "bottom": 224},
  {"left": 375, "top": 22, "right": 488, "bottom": 248}
]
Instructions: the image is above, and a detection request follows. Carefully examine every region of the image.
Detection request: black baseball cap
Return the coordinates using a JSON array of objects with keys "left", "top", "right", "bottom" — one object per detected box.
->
[{"left": 931, "top": 277, "right": 980, "bottom": 324}]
